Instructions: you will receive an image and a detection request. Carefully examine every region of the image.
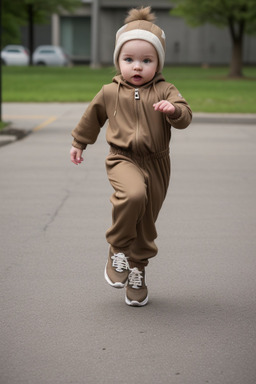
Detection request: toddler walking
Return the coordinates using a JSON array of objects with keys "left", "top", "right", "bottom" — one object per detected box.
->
[{"left": 70, "top": 6, "right": 192, "bottom": 306}]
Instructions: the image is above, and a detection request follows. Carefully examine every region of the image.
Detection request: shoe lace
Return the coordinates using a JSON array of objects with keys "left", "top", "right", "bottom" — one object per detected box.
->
[
  {"left": 111, "top": 253, "right": 129, "bottom": 272},
  {"left": 128, "top": 267, "right": 143, "bottom": 289}
]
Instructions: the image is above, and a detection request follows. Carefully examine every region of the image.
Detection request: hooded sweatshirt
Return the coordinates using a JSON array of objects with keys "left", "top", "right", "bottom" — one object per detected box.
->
[{"left": 72, "top": 73, "right": 192, "bottom": 155}]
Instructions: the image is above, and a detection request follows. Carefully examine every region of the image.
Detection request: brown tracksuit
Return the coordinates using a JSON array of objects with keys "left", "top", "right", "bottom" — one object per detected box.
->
[{"left": 72, "top": 73, "right": 192, "bottom": 267}]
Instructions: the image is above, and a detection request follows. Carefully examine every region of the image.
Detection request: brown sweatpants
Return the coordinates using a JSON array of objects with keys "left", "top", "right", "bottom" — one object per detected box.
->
[{"left": 105, "top": 146, "right": 170, "bottom": 267}]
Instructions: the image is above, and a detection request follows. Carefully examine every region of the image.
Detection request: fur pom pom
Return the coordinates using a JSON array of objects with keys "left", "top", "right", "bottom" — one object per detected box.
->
[{"left": 124, "top": 6, "right": 156, "bottom": 24}]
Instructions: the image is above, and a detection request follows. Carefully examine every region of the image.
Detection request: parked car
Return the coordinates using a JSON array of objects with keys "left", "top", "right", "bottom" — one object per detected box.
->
[
  {"left": 1, "top": 45, "right": 29, "bottom": 66},
  {"left": 32, "top": 45, "right": 71, "bottom": 66}
]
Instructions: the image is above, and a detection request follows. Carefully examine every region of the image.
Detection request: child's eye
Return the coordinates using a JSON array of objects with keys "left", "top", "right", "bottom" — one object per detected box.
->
[
  {"left": 143, "top": 59, "right": 151, "bottom": 64},
  {"left": 124, "top": 58, "right": 132, "bottom": 63}
]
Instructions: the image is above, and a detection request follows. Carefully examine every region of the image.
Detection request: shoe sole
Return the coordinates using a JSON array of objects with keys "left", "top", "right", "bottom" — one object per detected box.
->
[
  {"left": 104, "top": 264, "right": 127, "bottom": 289},
  {"left": 125, "top": 294, "right": 149, "bottom": 307}
]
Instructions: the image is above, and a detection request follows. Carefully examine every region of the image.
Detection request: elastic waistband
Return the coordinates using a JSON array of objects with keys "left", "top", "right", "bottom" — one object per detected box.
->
[{"left": 109, "top": 144, "right": 169, "bottom": 161}]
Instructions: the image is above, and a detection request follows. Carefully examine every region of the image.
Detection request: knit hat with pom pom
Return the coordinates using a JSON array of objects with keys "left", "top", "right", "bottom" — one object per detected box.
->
[{"left": 113, "top": 6, "right": 166, "bottom": 72}]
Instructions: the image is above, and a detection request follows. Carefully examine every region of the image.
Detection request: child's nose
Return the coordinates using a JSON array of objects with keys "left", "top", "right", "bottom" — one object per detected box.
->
[{"left": 133, "top": 61, "right": 142, "bottom": 70}]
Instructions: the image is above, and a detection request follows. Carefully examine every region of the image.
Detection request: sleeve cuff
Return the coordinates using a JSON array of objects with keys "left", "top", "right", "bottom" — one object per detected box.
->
[
  {"left": 167, "top": 104, "right": 182, "bottom": 121},
  {"left": 72, "top": 139, "right": 87, "bottom": 150}
]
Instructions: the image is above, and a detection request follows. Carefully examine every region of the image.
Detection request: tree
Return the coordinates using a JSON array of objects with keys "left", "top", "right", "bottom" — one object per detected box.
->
[
  {"left": 1, "top": 0, "right": 27, "bottom": 48},
  {"left": 171, "top": 0, "right": 256, "bottom": 77},
  {"left": 2, "top": 0, "right": 81, "bottom": 64}
]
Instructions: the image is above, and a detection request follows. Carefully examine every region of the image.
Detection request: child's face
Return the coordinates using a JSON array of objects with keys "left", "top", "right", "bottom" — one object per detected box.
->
[{"left": 118, "top": 39, "right": 158, "bottom": 86}]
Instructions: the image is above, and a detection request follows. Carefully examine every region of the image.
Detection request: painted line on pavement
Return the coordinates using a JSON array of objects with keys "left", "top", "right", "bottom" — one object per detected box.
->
[
  {"left": 3, "top": 115, "right": 49, "bottom": 119},
  {"left": 33, "top": 116, "right": 57, "bottom": 132}
]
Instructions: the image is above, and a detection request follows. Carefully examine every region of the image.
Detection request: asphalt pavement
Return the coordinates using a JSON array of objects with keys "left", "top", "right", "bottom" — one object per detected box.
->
[{"left": 1, "top": 103, "right": 256, "bottom": 384}]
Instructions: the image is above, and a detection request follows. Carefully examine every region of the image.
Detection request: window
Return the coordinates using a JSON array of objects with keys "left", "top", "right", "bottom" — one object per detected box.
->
[
  {"left": 39, "top": 50, "right": 56, "bottom": 54},
  {"left": 60, "top": 16, "right": 91, "bottom": 60}
]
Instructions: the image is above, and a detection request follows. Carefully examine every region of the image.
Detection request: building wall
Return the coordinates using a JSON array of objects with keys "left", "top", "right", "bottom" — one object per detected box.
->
[
  {"left": 21, "top": 23, "right": 52, "bottom": 49},
  {"left": 97, "top": 8, "right": 256, "bottom": 66}
]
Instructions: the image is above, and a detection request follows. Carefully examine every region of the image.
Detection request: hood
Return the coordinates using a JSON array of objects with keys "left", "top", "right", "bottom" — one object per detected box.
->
[
  {"left": 112, "top": 72, "right": 165, "bottom": 87},
  {"left": 112, "top": 73, "right": 165, "bottom": 117}
]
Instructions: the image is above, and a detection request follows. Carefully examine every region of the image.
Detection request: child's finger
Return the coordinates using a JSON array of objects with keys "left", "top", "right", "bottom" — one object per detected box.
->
[
  {"left": 153, "top": 100, "right": 165, "bottom": 110},
  {"left": 153, "top": 102, "right": 161, "bottom": 110},
  {"left": 77, "top": 156, "right": 84, "bottom": 164},
  {"left": 70, "top": 155, "right": 78, "bottom": 165},
  {"left": 70, "top": 152, "right": 79, "bottom": 165}
]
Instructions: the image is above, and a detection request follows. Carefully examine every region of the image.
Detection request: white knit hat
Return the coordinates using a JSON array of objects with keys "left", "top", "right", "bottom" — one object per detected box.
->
[{"left": 113, "top": 7, "right": 166, "bottom": 72}]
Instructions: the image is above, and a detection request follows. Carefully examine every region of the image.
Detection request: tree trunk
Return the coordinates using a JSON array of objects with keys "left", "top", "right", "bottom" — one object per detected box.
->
[
  {"left": 228, "top": 17, "right": 244, "bottom": 78},
  {"left": 229, "top": 38, "right": 243, "bottom": 78},
  {"left": 27, "top": 4, "right": 34, "bottom": 66}
]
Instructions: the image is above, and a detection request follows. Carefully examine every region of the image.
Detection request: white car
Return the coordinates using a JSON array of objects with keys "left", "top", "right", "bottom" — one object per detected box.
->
[
  {"left": 32, "top": 45, "right": 70, "bottom": 66},
  {"left": 1, "top": 45, "right": 29, "bottom": 66}
]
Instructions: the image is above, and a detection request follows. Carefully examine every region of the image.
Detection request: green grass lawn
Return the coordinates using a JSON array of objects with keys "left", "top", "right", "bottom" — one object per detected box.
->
[
  {"left": 0, "top": 121, "right": 8, "bottom": 130},
  {"left": 2, "top": 65, "right": 256, "bottom": 113}
]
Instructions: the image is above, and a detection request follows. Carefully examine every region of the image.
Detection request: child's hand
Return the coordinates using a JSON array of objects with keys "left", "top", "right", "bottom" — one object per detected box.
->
[
  {"left": 70, "top": 146, "right": 84, "bottom": 165},
  {"left": 153, "top": 100, "right": 175, "bottom": 115}
]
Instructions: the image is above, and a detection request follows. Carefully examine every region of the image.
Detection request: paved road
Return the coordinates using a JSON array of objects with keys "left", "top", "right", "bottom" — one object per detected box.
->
[{"left": 1, "top": 103, "right": 256, "bottom": 384}]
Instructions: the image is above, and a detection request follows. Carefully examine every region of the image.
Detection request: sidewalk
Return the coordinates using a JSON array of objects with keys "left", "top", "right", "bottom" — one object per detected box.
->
[
  {"left": 0, "top": 103, "right": 89, "bottom": 146},
  {"left": 1, "top": 103, "right": 256, "bottom": 384},
  {"left": 1, "top": 102, "right": 256, "bottom": 146}
]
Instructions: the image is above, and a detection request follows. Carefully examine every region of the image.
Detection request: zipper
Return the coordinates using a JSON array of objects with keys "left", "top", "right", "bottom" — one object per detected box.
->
[
  {"left": 134, "top": 88, "right": 140, "bottom": 153},
  {"left": 135, "top": 88, "right": 140, "bottom": 100}
]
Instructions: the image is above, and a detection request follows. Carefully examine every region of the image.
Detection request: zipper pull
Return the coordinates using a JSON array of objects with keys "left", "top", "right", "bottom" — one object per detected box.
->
[{"left": 135, "top": 89, "right": 140, "bottom": 100}]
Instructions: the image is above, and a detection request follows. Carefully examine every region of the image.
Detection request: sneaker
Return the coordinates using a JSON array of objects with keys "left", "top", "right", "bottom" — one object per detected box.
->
[
  {"left": 125, "top": 267, "right": 148, "bottom": 306},
  {"left": 104, "top": 252, "right": 129, "bottom": 288}
]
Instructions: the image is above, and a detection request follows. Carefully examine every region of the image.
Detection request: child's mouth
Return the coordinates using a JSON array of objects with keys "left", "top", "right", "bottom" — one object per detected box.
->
[{"left": 133, "top": 75, "right": 142, "bottom": 80}]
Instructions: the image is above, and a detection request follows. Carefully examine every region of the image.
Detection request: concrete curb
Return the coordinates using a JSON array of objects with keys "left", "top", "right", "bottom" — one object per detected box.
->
[{"left": 192, "top": 113, "right": 256, "bottom": 125}]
